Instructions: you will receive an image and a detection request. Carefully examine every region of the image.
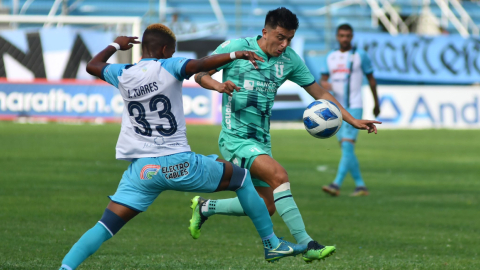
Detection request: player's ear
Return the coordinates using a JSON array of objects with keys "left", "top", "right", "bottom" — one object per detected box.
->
[
  {"left": 261, "top": 28, "right": 268, "bottom": 39},
  {"left": 161, "top": 45, "right": 169, "bottom": 58}
]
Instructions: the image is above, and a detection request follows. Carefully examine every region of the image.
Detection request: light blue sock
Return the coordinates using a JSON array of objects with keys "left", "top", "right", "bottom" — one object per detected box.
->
[
  {"left": 60, "top": 223, "right": 112, "bottom": 270},
  {"left": 235, "top": 170, "right": 279, "bottom": 249},
  {"left": 333, "top": 141, "right": 352, "bottom": 187},
  {"left": 347, "top": 143, "right": 366, "bottom": 187}
]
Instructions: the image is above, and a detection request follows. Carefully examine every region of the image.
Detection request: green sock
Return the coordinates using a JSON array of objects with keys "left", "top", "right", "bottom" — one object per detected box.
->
[
  {"left": 202, "top": 198, "right": 246, "bottom": 217},
  {"left": 274, "top": 189, "right": 313, "bottom": 245}
]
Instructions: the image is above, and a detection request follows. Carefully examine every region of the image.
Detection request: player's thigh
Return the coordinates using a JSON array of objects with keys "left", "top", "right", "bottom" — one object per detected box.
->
[
  {"left": 219, "top": 135, "right": 274, "bottom": 188},
  {"left": 162, "top": 152, "right": 227, "bottom": 193},
  {"left": 340, "top": 108, "right": 363, "bottom": 142},
  {"left": 250, "top": 154, "right": 289, "bottom": 189},
  {"left": 214, "top": 158, "right": 233, "bottom": 191},
  {"left": 109, "top": 158, "right": 164, "bottom": 213},
  {"left": 255, "top": 186, "right": 276, "bottom": 216}
]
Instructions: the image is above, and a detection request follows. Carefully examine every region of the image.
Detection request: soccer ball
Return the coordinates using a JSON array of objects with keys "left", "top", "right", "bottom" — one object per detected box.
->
[{"left": 303, "top": 99, "right": 343, "bottom": 139}]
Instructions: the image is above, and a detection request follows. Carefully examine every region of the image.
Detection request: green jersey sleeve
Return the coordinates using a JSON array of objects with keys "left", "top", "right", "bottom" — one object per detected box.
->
[
  {"left": 287, "top": 52, "right": 316, "bottom": 87},
  {"left": 212, "top": 39, "right": 248, "bottom": 71}
]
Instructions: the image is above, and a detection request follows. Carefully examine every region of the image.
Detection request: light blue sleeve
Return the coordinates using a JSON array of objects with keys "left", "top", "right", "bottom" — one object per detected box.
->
[
  {"left": 160, "top": 57, "right": 192, "bottom": 81},
  {"left": 359, "top": 50, "right": 373, "bottom": 75},
  {"left": 320, "top": 51, "right": 332, "bottom": 75},
  {"left": 102, "top": 64, "right": 129, "bottom": 88}
]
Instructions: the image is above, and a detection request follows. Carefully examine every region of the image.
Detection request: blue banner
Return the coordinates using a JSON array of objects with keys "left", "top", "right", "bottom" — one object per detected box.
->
[
  {"left": 354, "top": 33, "right": 480, "bottom": 84},
  {"left": 0, "top": 81, "right": 219, "bottom": 124}
]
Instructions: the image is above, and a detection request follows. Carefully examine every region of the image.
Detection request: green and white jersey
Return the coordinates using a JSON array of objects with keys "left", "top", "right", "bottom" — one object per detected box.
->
[{"left": 213, "top": 36, "right": 315, "bottom": 144}]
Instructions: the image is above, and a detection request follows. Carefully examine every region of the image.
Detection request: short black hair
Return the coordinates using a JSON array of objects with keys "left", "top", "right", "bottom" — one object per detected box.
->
[
  {"left": 264, "top": 7, "right": 299, "bottom": 31},
  {"left": 337, "top": 24, "right": 353, "bottom": 34},
  {"left": 142, "top": 24, "right": 176, "bottom": 52}
]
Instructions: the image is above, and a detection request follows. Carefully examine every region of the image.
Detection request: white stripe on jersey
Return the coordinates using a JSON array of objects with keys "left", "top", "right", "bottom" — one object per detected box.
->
[
  {"left": 103, "top": 58, "right": 192, "bottom": 161},
  {"left": 323, "top": 49, "right": 373, "bottom": 109}
]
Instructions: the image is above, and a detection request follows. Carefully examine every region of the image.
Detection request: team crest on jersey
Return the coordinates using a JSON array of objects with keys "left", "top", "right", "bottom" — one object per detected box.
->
[
  {"left": 275, "top": 64, "right": 284, "bottom": 78},
  {"left": 140, "top": 165, "right": 161, "bottom": 180}
]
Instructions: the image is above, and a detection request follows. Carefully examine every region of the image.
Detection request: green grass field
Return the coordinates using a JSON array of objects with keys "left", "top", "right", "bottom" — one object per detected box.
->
[{"left": 0, "top": 122, "right": 479, "bottom": 269}]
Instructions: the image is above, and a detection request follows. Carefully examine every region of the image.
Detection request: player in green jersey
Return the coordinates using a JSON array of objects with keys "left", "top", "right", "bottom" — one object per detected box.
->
[{"left": 189, "top": 8, "right": 381, "bottom": 263}]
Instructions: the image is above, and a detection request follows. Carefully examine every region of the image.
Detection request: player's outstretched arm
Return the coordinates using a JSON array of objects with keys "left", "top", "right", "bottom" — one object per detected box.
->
[
  {"left": 304, "top": 82, "right": 381, "bottom": 134},
  {"left": 186, "top": 51, "right": 263, "bottom": 78},
  {"left": 86, "top": 36, "right": 140, "bottom": 78}
]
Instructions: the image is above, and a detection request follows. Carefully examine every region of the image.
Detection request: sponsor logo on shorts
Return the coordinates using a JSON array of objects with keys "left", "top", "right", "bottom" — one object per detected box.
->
[
  {"left": 162, "top": 162, "right": 190, "bottom": 180},
  {"left": 233, "top": 158, "right": 239, "bottom": 165},
  {"left": 249, "top": 147, "right": 261, "bottom": 153},
  {"left": 140, "top": 165, "right": 161, "bottom": 180}
]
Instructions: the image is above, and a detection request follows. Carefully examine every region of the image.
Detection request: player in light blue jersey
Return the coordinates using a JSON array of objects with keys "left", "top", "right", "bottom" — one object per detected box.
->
[
  {"left": 320, "top": 24, "right": 380, "bottom": 197},
  {"left": 58, "top": 24, "right": 306, "bottom": 270}
]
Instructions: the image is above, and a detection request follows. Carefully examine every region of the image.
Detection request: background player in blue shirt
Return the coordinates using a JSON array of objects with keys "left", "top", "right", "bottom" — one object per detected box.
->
[{"left": 320, "top": 24, "right": 380, "bottom": 196}]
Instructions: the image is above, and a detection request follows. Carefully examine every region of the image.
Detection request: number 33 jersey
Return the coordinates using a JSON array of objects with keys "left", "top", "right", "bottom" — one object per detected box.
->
[{"left": 102, "top": 58, "right": 192, "bottom": 161}]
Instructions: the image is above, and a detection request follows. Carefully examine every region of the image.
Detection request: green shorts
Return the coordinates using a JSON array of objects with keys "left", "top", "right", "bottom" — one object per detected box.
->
[{"left": 218, "top": 130, "right": 271, "bottom": 187}]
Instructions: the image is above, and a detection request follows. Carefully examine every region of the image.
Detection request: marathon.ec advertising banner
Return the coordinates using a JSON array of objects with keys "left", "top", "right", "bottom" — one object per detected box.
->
[
  {"left": 363, "top": 85, "right": 480, "bottom": 129},
  {"left": 0, "top": 81, "right": 220, "bottom": 124},
  {"left": 355, "top": 33, "right": 480, "bottom": 84}
]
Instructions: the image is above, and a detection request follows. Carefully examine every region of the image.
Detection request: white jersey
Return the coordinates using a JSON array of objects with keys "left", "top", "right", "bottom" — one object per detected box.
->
[
  {"left": 103, "top": 58, "right": 192, "bottom": 161},
  {"left": 321, "top": 48, "right": 373, "bottom": 109}
]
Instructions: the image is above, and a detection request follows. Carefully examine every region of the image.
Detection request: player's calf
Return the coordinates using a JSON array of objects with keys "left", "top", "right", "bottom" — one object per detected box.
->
[{"left": 59, "top": 208, "right": 129, "bottom": 270}]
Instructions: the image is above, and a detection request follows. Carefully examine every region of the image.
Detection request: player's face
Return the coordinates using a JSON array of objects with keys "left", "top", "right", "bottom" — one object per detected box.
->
[
  {"left": 337, "top": 29, "right": 353, "bottom": 51},
  {"left": 263, "top": 26, "right": 296, "bottom": 57}
]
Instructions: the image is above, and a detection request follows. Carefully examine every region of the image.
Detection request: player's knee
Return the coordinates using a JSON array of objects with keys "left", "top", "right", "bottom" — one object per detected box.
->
[
  {"left": 341, "top": 139, "right": 355, "bottom": 146},
  {"left": 98, "top": 208, "right": 127, "bottom": 237},
  {"left": 272, "top": 170, "right": 289, "bottom": 187},
  {"left": 226, "top": 163, "right": 250, "bottom": 191},
  {"left": 341, "top": 140, "right": 355, "bottom": 152}
]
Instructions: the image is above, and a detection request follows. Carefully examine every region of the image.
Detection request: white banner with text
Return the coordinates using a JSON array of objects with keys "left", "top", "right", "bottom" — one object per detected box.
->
[{"left": 363, "top": 85, "right": 480, "bottom": 129}]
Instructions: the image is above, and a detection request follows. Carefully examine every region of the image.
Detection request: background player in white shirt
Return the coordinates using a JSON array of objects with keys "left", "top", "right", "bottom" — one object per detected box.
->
[
  {"left": 58, "top": 24, "right": 306, "bottom": 270},
  {"left": 320, "top": 24, "right": 380, "bottom": 197}
]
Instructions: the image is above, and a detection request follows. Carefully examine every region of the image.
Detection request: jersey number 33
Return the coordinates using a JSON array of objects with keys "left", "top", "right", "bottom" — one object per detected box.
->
[{"left": 128, "top": 94, "right": 178, "bottom": 137}]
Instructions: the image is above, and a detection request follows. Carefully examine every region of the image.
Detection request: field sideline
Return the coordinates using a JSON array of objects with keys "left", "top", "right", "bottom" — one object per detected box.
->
[{"left": 0, "top": 122, "right": 479, "bottom": 269}]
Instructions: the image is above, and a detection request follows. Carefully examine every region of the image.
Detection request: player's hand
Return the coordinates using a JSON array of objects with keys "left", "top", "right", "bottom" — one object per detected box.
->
[
  {"left": 215, "top": 80, "right": 240, "bottom": 96},
  {"left": 113, "top": 36, "right": 141, "bottom": 51},
  {"left": 351, "top": 119, "right": 382, "bottom": 134},
  {"left": 373, "top": 105, "right": 380, "bottom": 117},
  {"left": 235, "top": 51, "right": 264, "bottom": 69}
]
